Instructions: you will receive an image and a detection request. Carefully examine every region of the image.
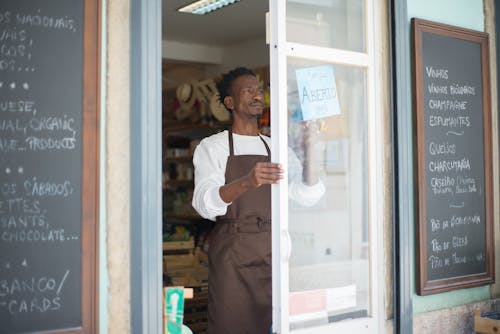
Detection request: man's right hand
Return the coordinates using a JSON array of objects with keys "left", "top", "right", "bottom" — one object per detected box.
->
[
  {"left": 219, "top": 162, "right": 283, "bottom": 203},
  {"left": 245, "top": 162, "right": 284, "bottom": 188}
]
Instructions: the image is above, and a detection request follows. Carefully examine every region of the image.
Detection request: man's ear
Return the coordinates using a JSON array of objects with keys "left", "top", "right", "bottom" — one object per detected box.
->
[{"left": 223, "top": 96, "right": 234, "bottom": 111}]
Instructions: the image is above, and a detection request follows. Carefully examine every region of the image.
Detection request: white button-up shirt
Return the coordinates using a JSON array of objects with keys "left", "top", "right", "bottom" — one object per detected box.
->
[{"left": 192, "top": 130, "right": 325, "bottom": 221}]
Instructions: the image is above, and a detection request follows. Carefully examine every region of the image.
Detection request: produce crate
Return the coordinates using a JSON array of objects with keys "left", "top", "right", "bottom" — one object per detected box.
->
[
  {"left": 163, "top": 237, "right": 195, "bottom": 252},
  {"left": 163, "top": 245, "right": 209, "bottom": 290},
  {"left": 184, "top": 290, "right": 208, "bottom": 334},
  {"left": 474, "top": 309, "right": 500, "bottom": 334},
  {"left": 163, "top": 243, "right": 209, "bottom": 333}
]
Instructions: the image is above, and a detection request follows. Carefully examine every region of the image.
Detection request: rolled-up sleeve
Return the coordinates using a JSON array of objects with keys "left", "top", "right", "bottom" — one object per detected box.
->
[{"left": 191, "top": 139, "right": 230, "bottom": 221}]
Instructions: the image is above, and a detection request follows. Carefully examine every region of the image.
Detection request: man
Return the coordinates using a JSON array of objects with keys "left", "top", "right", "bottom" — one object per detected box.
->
[{"left": 192, "top": 67, "right": 324, "bottom": 333}]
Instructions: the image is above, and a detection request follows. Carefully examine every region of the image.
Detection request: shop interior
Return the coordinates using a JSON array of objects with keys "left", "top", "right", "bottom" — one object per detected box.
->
[{"left": 162, "top": 1, "right": 270, "bottom": 332}]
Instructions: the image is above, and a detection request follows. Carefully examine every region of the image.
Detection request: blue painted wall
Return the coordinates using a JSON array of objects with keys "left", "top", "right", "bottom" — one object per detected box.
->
[
  {"left": 408, "top": 0, "right": 484, "bottom": 31},
  {"left": 407, "top": 0, "right": 490, "bottom": 313}
]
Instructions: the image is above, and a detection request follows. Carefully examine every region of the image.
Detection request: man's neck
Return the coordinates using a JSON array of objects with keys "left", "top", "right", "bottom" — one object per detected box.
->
[{"left": 232, "top": 119, "right": 260, "bottom": 136}]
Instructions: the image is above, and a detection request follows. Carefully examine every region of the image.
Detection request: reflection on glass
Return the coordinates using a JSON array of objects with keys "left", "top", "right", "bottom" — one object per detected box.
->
[
  {"left": 286, "top": 58, "right": 369, "bottom": 330},
  {"left": 286, "top": 0, "right": 366, "bottom": 52}
]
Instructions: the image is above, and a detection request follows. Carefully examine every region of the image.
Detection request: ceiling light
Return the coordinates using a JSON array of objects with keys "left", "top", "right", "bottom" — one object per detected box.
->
[{"left": 177, "top": 0, "right": 241, "bottom": 15}]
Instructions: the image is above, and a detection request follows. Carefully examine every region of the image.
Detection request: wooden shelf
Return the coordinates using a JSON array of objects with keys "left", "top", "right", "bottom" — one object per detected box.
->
[
  {"left": 164, "top": 156, "right": 193, "bottom": 163},
  {"left": 185, "top": 290, "right": 208, "bottom": 307},
  {"left": 164, "top": 121, "right": 232, "bottom": 140},
  {"left": 164, "top": 120, "right": 231, "bottom": 133},
  {"left": 164, "top": 179, "right": 194, "bottom": 186},
  {"left": 187, "top": 321, "right": 208, "bottom": 333},
  {"left": 164, "top": 213, "right": 203, "bottom": 221},
  {"left": 184, "top": 290, "right": 209, "bottom": 334},
  {"left": 163, "top": 237, "right": 195, "bottom": 251},
  {"left": 184, "top": 310, "right": 207, "bottom": 323}
]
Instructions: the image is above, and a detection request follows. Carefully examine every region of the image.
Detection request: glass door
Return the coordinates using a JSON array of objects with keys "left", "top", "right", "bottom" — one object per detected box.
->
[{"left": 270, "top": 0, "right": 384, "bottom": 333}]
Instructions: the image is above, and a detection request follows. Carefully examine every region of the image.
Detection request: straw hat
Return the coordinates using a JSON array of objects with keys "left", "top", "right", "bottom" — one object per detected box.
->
[
  {"left": 176, "top": 82, "right": 196, "bottom": 109},
  {"left": 195, "top": 79, "right": 230, "bottom": 122},
  {"left": 175, "top": 106, "right": 194, "bottom": 121},
  {"left": 209, "top": 94, "right": 230, "bottom": 122},
  {"left": 175, "top": 82, "right": 197, "bottom": 120}
]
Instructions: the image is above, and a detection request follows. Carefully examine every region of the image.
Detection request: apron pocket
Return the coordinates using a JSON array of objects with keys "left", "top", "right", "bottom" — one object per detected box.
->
[{"left": 234, "top": 232, "right": 271, "bottom": 268}]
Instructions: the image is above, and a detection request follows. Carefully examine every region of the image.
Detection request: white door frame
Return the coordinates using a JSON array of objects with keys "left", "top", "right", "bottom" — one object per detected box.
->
[
  {"left": 269, "top": 1, "right": 386, "bottom": 333},
  {"left": 128, "top": 0, "right": 392, "bottom": 332}
]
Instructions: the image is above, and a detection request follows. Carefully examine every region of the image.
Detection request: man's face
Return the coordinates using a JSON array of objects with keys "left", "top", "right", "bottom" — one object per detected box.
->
[{"left": 225, "top": 75, "right": 265, "bottom": 119}]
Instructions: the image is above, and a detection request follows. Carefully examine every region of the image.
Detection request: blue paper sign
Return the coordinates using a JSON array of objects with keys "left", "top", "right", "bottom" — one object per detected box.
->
[{"left": 295, "top": 65, "right": 341, "bottom": 121}]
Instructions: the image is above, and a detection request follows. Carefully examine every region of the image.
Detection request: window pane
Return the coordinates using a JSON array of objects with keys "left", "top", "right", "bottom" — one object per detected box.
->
[
  {"left": 286, "top": 58, "right": 369, "bottom": 330},
  {"left": 286, "top": 0, "right": 366, "bottom": 52}
]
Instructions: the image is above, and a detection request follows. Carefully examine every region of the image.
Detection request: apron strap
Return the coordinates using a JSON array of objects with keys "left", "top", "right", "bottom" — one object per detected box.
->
[
  {"left": 228, "top": 129, "right": 234, "bottom": 156},
  {"left": 259, "top": 135, "right": 271, "bottom": 157}
]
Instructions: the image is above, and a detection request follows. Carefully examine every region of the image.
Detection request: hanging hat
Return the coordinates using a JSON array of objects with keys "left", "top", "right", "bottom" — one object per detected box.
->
[
  {"left": 209, "top": 94, "right": 230, "bottom": 122},
  {"left": 176, "top": 82, "right": 197, "bottom": 111},
  {"left": 175, "top": 106, "right": 194, "bottom": 121},
  {"left": 195, "top": 79, "right": 230, "bottom": 122},
  {"left": 197, "top": 79, "right": 215, "bottom": 104}
]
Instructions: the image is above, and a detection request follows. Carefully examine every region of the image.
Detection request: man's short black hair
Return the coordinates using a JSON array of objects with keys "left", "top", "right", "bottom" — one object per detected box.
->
[{"left": 216, "top": 67, "right": 256, "bottom": 111}]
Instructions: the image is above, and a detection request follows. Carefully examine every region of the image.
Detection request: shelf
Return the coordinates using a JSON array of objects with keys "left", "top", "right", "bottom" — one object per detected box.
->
[
  {"left": 164, "top": 179, "right": 194, "bottom": 186},
  {"left": 164, "top": 120, "right": 231, "bottom": 133},
  {"left": 163, "top": 237, "right": 195, "bottom": 251},
  {"left": 164, "top": 156, "right": 192, "bottom": 163},
  {"left": 185, "top": 290, "right": 208, "bottom": 307},
  {"left": 164, "top": 120, "right": 232, "bottom": 139},
  {"left": 164, "top": 213, "right": 204, "bottom": 221}
]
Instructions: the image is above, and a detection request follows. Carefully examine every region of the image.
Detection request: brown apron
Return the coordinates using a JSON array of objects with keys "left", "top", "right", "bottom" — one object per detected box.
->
[{"left": 208, "top": 130, "right": 272, "bottom": 334}]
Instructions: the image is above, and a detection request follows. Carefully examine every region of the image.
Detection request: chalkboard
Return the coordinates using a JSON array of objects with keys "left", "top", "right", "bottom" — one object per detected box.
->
[
  {"left": 412, "top": 18, "right": 494, "bottom": 295},
  {"left": 0, "top": 0, "right": 99, "bottom": 333}
]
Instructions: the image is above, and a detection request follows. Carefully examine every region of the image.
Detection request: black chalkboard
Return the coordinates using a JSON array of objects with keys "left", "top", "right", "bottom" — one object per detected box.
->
[
  {"left": 412, "top": 18, "right": 494, "bottom": 295},
  {"left": 0, "top": 0, "right": 99, "bottom": 332}
]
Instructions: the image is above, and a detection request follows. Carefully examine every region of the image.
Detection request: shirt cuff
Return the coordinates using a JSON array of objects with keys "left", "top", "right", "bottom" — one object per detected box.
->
[
  {"left": 289, "top": 179, "right": 326, "bottom": 207},
  {"left": 205, "top": 185, "right": 231, "bottom": 211}
]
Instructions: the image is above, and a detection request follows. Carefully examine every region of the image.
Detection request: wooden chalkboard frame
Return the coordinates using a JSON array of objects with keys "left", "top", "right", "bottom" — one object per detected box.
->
[
  {"left": 80, "top": 0, "right": 100, "bottom": 332},
  {"left": 79, "top": 0, "right": 100, "bottom": 332},
  {"left": 0, "top": 1, "right": 99, "bottom": 332},
  {"left": 412, "top": 18, "right": 494, "bottom": 295}
]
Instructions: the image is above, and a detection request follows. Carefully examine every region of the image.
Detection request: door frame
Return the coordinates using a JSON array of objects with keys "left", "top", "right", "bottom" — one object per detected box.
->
[
  {"left": 130, "top": 0, "right": 163, "bottom": 333},
  {"left": 390, "top": 0, "right": 414, "bottom": 332},
  {"left": 128, "top": 0, "right": 409, "bottom": 333},
  {"left": 270, "top": 1, "right": 386, "bottom": 333}
]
